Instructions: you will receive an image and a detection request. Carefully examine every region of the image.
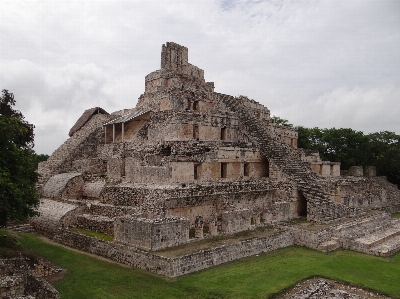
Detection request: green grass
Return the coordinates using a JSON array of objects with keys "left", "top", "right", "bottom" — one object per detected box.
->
[
  {"left": 71, "top": 228, "right": 114, "bottom": 241},
  {"left": 15, "top": 233, "right": 400, "bottom": 299},
  {"left": 392, "top": 212, "right": 400, "bottom": 219}
]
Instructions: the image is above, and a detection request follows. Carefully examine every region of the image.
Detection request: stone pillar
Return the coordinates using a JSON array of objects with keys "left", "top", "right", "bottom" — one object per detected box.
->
[
  {"left": 194, "top": 216, "right": 204, "bottom": 238},
  {"left": 252, "top": 213, "right": 261, "bottom": 225},
  {"left": 122, "top": 122, "right": 125, "bottom": 142},
  {"left": 208, "top": 214, "right": 218, "bottom": 236},
  {"left": 349, "top": 166, "right": 363, "bottom": 177},
  {"left": 364, "top": 166, "right": 376, "bottom": 177}
]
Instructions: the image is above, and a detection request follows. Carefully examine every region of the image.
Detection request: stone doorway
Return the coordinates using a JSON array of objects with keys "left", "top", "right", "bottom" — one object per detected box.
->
[{"left": 297, "top": 191, "right": 307, "bottom": 217}]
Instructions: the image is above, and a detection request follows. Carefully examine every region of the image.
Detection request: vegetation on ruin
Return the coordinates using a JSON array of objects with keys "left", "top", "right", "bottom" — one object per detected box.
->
[
  {"left": 34, "top": 153, "right": 49, "bottom": 166},
  {"left": 71, "top": 227, "right": 114, "bottom": 241},
  {"left": 0, "top": 90, "right": 40, "bottom": 227},
  {"left": 296, "top": 127, "right": 400, "bottom": 187},
  {"left": 392, "top": 213, "right": 400, "bottom": 219},
  {"left": 14, "top": 231, "right": 400, "bottom": 298},
  {"left": 271, "top": 116, "right": 400, "bottom": 188}
]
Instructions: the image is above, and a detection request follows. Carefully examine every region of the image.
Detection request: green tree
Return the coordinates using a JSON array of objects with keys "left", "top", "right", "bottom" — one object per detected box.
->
[
  {"left": 368, "top": 131, "right": 400, "bottom": 187},
  {"left": 34, "top": 153, "right": 49, "bottom": 167},
  {"left": 0, "top": 90, "right": 39, "bottom": 226},
  {"left": 296, "top": 125, "right": 400, "bottom": 188},
  {"left": 270, "top": 116, "right": 293, "bottom": 128}
]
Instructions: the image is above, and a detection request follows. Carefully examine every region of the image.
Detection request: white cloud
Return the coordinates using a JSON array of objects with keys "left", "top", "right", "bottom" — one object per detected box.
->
[{"left": 1, "top": 0, "right": 399, "bottom": 154}]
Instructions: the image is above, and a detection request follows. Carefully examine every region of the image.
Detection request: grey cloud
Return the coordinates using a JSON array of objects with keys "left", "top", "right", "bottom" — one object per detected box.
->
[{"left": 1, "top": 0, "right": 399, "bottom": 154}]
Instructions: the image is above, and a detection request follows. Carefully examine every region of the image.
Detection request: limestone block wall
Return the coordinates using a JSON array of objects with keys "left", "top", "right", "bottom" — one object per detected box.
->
[
  {"left": 114, "top": 216, "right": 189, "bottom": 251},
  {"left": 263, "top": 201, "right": 291, "bottom": 222},
  {"left": 88, "top": 203, "right": 139, "bottom": 218},
  {"left": 195, "top": 162, "right": 221, "bottom": 181},
  {"left": 168, "top": 230, "right": 294, "bottom": 277},
  {"left": 267, "top": 123, "right": 298, "bottom": 148},
  {"left": 364, "top": 166, "right": 376, "bottom": 177},
  {"left": 76, "top": 214, "right": 114, "bottom": 235},
  {"left": 38, "top": 114, "right": 109, "bottom": 182},
  {"left": 348, "top": 166, "right": 364, "bottom": 177},
  {"left": 171, "top": 162, "right": 194, "bottom": 183},
  {"left": 289, "top": 226, "right": 333, "bottom": 250},
  {"left": 337, "top": 176, "right": 400, "bottom": 209},
  {"left": 126, "top": 164, "right": 172, "bottom": 184},
  {"left": 82, "top": 181, "right": 106, "bottom": 199},
  {"left": 107, "top": 157, "right": 125, "bottom": 179},
  {"left": 97, "top": 143, "right": 125, "bottom": 161},
  {"left": 30, "top": 199, "right": 83, "bottom": 235},
  {"left": 72, "top": 158, "right": 105, "bottom": 174},
  {"left": 100, "top": 183, "right": 149, "bottom": 206},
  {"left": 42, "top": 172, "right": 84, "bottom": 199},
  {"left": 54, "top": 228, "right": 293, "bottom": 277},
  {"left": 221, "top": 209, "right": 251, "bottom": 233}
]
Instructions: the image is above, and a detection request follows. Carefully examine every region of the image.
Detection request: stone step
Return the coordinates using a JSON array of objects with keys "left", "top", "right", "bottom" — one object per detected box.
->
[
  {"left": 318, "top": 237, "right": 340, "bottom": 252},
  {"left": 369, "top": 234, "right": 400, "bottom": 257},
  {"left": 355, "top": 221, "right": 400, "bottom": 249},
  {"left": 334, "top": 213, "right": 390, "bottom": 234},
  {"left": 7, "top": 223, "right": 36, "bottom": 233}
]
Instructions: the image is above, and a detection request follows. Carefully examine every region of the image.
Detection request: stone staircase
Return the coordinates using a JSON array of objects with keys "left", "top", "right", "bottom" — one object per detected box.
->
[
  {"left": 6, "top": 223, "right": 35, "bottom": 233},
  {"left": 353, "top": 219, "right": 400, "bottom": 257},
  {"left": 319, "top": 212, "right": 400, "bottom": 256},
  {"left": 217, "top": 93, "right": 362, "bottom": 223}
]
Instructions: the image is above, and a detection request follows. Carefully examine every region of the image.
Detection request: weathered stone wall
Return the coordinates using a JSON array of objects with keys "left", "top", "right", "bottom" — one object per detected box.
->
[
  {"left": 42, "top": 172, "right": 84, "bottom": 199},
  {"left": 82, "top": 181, "right": 106, "bottom": 199},
  {"left": 336, "top": 176, "right": 400, "bottom": 209},
  {"left": 221, "top": 209, "right": 251, "bottom": 233},
  {"left": 30, "top": 199, "right": 83, "bottom": 235},
  {"left": 38, "top": 113, "right": 109, "bottom": 183},
  {"left": 88, "top": 203, "right": 139, "bottom": 218},
  {"left": 114, "top": 216, "right": 189, "bottom": 250},
  {"left": 107, "top": 157, "right": 125, "bottom": 179},
  {"left": 100, "top": 183, "right": 149, "bottom": 206},
  {"left": 348, "top": 166, "right": 364, "bottom": 177},
  {"left": 25, "top": 273, "right": 60, "bottom": 299},
  {"left": 0, "top": 257, "right": 60, "bottom": 299},
  {"left": 76, "top": 214, "right": 114, "bottom": 235},
  {"left": 72, "top": 158, "right": 106, "bottom": 174},
  {"left": 54, "top": 228, "right": 293, "bottom": 277}
]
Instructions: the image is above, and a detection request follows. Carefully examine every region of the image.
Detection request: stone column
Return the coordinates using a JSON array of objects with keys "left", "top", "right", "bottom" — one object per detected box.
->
[{"left": 194, "top": 216, "right": 204, "bottom": 238}]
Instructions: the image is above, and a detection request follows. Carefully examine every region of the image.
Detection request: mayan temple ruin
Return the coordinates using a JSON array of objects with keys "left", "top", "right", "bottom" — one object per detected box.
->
[{"left": 32, "top": 42, "right": 400, "bottom": 277}]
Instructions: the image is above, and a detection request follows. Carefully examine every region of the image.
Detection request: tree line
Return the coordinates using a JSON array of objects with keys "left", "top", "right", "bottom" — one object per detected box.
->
[{"left": 271, "top": 116, "right": 400, "bottom": 187}]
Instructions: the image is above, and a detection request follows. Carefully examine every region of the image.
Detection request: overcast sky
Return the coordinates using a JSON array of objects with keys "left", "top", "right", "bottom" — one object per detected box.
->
[{"left": 1, "top": 0, "right": 399, "bottom": 155}]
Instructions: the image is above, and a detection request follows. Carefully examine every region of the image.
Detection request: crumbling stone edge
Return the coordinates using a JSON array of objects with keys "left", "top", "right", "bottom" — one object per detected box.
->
[{"left": 54, "top": 229, "right": 294, "bottom": 277}]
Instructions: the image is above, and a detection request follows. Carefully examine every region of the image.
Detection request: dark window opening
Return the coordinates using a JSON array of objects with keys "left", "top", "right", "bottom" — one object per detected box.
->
[
  {"left": 221, "top": 163, "right": 227, "bottom": 178},
  {"left": 193, "top": 125, "right": 199, "bottom": 139},
  {"left": 194, "top": 163, "right": 200, "bottom": 180},
  {"left": 261, "top": 157, "right": 269, "bottom": 178},
  {"left": 220, "top": 127, "right": 227, "bottom": 140},
  {"left": 244, "top": 163, "right": 250, "bottom": 177},
  {"left": 193, "top": 101, "right": 199, "bottom": 111}
]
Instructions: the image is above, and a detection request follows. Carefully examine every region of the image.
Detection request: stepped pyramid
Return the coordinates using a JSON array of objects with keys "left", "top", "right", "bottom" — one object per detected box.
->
[{"left": 33, "top": 42, "right": 400, "bottom": 256}]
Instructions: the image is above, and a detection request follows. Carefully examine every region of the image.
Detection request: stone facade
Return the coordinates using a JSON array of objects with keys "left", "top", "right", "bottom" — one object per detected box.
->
[{"left": 32, "top": 42, "right": 400, "bottom": 276}]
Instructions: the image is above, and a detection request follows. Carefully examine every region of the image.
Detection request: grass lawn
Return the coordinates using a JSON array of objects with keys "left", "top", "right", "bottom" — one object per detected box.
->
[
  {"left": 392, "top": 212, "right": 400, "bottom": 219},
  {"left": 15, "top": 232, "right": 400, "bottom": 299}
]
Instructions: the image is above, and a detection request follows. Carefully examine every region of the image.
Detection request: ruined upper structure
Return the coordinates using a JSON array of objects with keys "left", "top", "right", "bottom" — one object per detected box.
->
[{"left": 33, "top": 43, "right": 400, "bottom": 271}]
